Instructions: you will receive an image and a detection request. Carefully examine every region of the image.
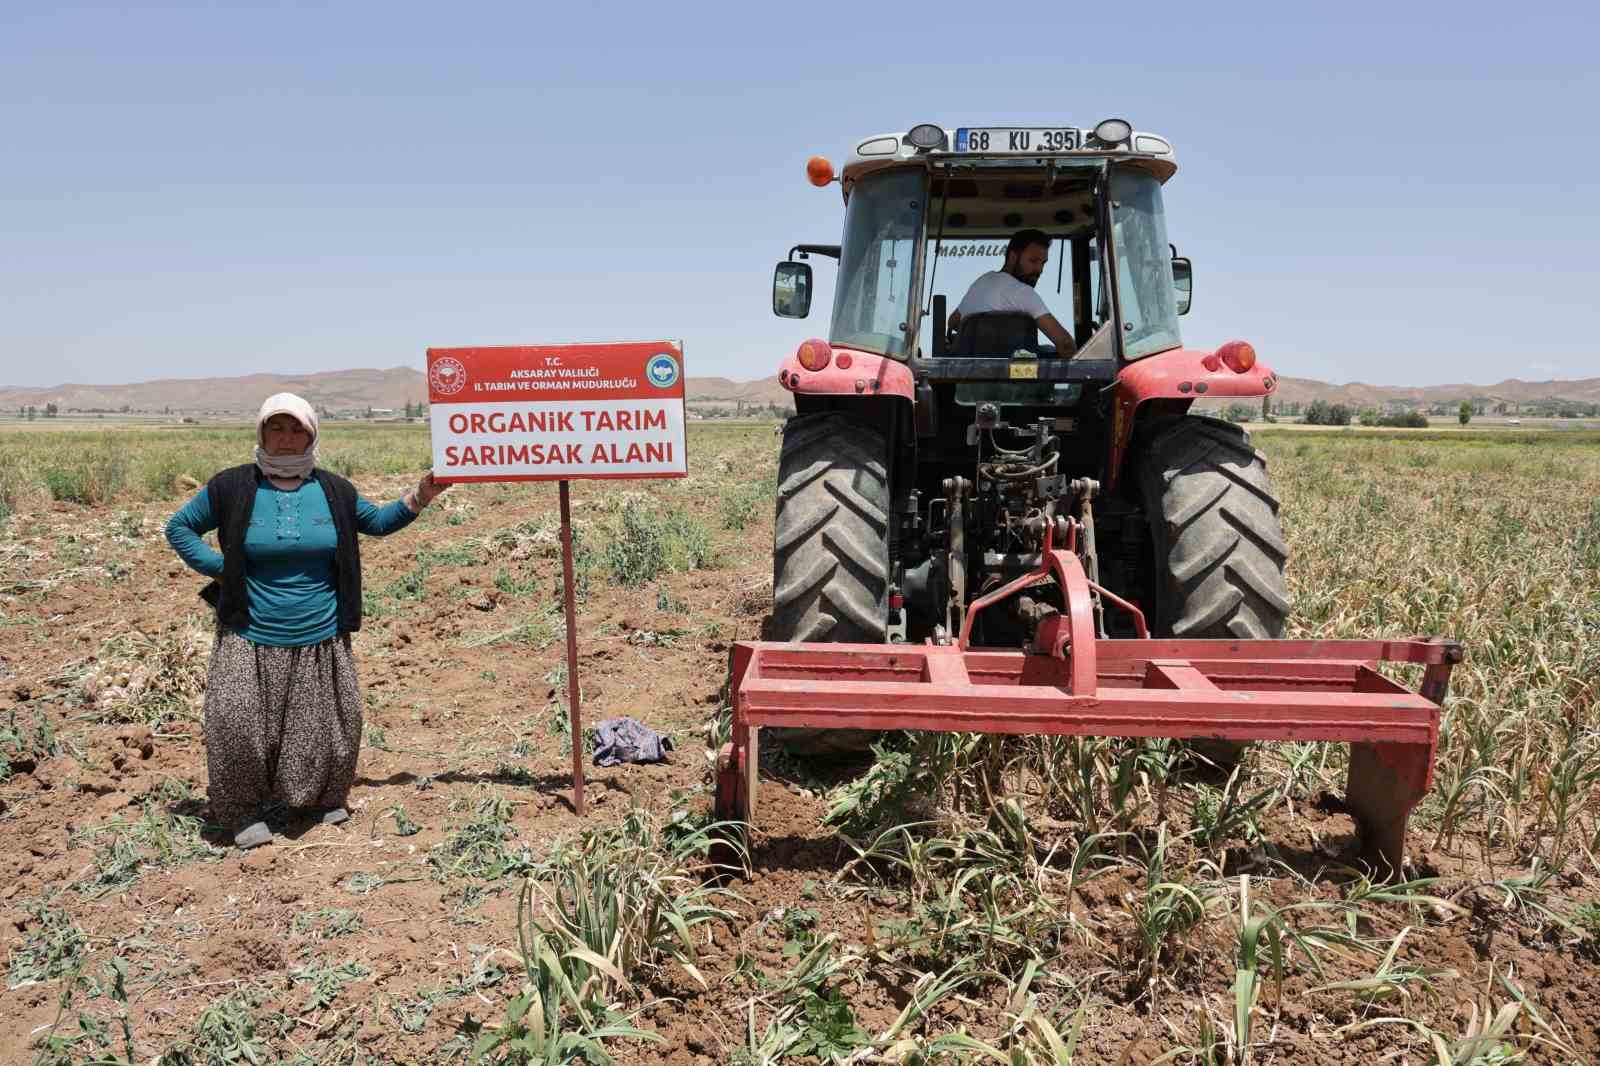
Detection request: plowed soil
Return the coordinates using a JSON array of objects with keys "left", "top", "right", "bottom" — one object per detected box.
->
[{"left": 0, "top": 423, "right": 1595, "bottom": 1064}]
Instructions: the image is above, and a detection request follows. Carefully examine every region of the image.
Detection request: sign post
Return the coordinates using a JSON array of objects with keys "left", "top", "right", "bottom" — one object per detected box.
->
[
  {"left": 425, "top": 342, "right": 688, "bottom": 816},
  {"left": 557, "top": 480, "right": 583, "bottom": 814}
]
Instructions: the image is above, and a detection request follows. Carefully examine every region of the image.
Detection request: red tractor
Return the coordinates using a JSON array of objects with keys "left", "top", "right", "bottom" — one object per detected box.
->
[{"left": 720, "top": 121, "right": 1458, "bottom": 875}]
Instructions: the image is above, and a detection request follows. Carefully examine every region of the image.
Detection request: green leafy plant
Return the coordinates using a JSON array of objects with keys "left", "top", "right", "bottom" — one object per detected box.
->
[
  {"left": 788, "top": 986, "right": 870, "bottom": 1062},
  {"left": 290, "top": 957, "right": 372, "bottom": 1013},
  {"left": 654, "top": 586, "right": 690, "bottom": 614},
  {"left": 494, "top": 762, "right": 539, "bottom": 785},
  {"left": 381, "top": 559, "right": 431, "bottom": 600},
  {"left": 777, "top": 906, "right": 821, "bottom": 957},
  {"left": 2, "top": 707, "right": 61, "bottom": 770},
  {"left": 291, "top": 908, "right": 364, "bottom": 939},
  {"left": 603, "top": 499, "right": 712, "bottom": 585},
  {"left": 31, "top": 957, "right": 139, "bottom": 1066},
  {"left": 719, "top": 486, "right": 763, "bottom": 531},
  {"left": 7, "top": 897, "right": 89, "bottom": 989},
  {"left": 447, "top": 883, "right": 500, "bottom": 927},
  {"left": 1125, "top": 827, "right": 1217, "bottom": 1000},
  {"left": 429, "top": 791, "right": 536, "bottom": 881},
  {"left": 386, "top": 805, "right": 422, "bottom": 837},
  {"left": 69, "top": 807, "right": 223, "bottom": 899},
  {"left": 625, "top": 627, "right": 683, "bottom": 648},
  {"left": 1188, "top": 767, "right": 1277, "bottom": 861},
  {"left": 1574, "top": 900, "right": 1600, "bottom": 947},
  {"left": 493, "top": 566, "right": 539, "bottom": 598}
]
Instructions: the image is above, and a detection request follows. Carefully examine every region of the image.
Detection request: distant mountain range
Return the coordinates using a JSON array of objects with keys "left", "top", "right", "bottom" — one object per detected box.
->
[
  {"left": 2, "top": 366, "right": 1597, "bottom": 415},
  {"left": 1267, "top": 375, "right": 1600, "bottom": 408}
]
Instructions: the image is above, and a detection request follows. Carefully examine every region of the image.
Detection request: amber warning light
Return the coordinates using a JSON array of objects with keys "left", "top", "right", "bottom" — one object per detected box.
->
[
  {"left": 796, "top": 338, "right": 832, "bottom": 372},
  {"left": 806, "top": 156, "right": 835, "bottom": 187},
  {"left": 1216, "top": 340, "right": 1257, "bottom": 374}
]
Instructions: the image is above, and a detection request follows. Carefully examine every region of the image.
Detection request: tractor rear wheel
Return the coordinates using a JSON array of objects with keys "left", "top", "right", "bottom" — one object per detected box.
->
[
  {"left": 1139, "top": 417, "right": 1290, "bottom": 767},
  {"left": 1140, "top": 416, "right": 1290, "bottom": 641},
  {"left": 766, "top": 412, "right": 891, "bottom": 755}
]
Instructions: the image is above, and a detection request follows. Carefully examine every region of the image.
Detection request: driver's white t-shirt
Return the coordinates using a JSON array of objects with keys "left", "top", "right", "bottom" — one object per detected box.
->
[{"left": 955, "top": 271, "right": 1050, "bottom": 321}]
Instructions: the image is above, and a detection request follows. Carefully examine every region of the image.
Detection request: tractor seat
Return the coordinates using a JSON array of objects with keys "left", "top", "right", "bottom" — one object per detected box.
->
[{"left": 951, "top": 312, "right": 1040, "bottom": 357}]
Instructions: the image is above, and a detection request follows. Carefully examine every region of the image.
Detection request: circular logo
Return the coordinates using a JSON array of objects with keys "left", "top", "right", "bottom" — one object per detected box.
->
[
  {"left": 645, "top": 352, "right": 680, "bottom": 389},
  {"left": 430, "top": 356, "right": 467, "bottom": 395}
]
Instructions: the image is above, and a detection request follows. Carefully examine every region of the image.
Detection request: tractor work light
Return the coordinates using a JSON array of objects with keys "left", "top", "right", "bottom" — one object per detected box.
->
[
  {"left": 796, "top": 338, "right": 832, "bottom": 372},
  {"left": 905, "top": 123, "right": 947, "bottom": 150},
  {"left": 1092, "top": 118, "right": 1132, "bottom": 146},
  {"left": 1217, "top": 340, "right": 1257, "bottom": 374},
  {"left": 806, "top": 156, "right": 835, "bottom": 187}
]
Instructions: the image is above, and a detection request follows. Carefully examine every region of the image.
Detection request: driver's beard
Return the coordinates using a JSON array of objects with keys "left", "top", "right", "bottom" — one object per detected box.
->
[{"left": 1004, "top": 263, "right": 1042, "bottom": 287}]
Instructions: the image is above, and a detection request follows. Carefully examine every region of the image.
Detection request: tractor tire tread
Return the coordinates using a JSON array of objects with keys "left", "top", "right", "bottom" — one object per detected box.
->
[
  {"left": 1141, "top": 416, "right": 1290, "bottom": 642},
  {"left": 768, "top": 413, "right": 891, "bottom": 754}
]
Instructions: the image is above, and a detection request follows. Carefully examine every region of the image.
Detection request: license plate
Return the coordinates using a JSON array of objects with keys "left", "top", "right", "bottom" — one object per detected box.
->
[
  {"left": 956, "top": 127, "right": 1080, "bottom": 153},
  {"left": 1009, "top": 362, "right": 1039, "bottom": 379}
]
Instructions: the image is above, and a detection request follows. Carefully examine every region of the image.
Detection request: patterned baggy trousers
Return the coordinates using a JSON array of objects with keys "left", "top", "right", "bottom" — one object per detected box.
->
[{"left": 202, "top": 629, "right": 363, "bottom": 827}]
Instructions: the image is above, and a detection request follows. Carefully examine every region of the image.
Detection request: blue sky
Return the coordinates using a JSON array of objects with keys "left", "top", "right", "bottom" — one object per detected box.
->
[{"left": 3, "top": 2, "right": 1596, "bottom": 388}]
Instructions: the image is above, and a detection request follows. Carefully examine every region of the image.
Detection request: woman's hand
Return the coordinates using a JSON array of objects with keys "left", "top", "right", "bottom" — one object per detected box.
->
[{"left": 406, "top": 471, "right": 450, "bottom": 512}]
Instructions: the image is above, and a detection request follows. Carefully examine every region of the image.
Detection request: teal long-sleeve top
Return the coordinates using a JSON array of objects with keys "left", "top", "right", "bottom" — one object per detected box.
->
[{"left": 166, "top": 479, "right": 418, "bottom": 647}]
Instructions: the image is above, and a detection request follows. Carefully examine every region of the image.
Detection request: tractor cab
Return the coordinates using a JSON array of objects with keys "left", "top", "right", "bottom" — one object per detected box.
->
[
  {"left": 772, "top": 121, "right": 1198, "bottom": 507},
  {"left": 773, "top": 120, "right": 1191, "bottom": 373}
]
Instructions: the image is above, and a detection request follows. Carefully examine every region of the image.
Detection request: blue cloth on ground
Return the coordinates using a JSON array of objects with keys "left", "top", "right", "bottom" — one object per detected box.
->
[{"left": 592, "top": 717, "right": 674, "bottom": 767}]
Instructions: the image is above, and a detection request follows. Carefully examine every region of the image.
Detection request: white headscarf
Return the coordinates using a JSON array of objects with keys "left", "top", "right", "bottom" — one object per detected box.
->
[{"left": 254, "top": 392, "right": 320, "bottom": 479}]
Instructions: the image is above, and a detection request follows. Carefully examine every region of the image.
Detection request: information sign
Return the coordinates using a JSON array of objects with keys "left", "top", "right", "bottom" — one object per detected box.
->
[
  {"left": 426, "top": 342, "right": 687, "bottom": 482},
  {"left": 423, "top": 341, "right": 689, "bottom": 818}
]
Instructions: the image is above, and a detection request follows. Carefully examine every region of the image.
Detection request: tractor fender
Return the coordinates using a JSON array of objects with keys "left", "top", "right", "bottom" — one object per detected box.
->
[
  {"left": 1107, "top": 343, "right": 1279, "bottom": 489},
  {"left": 778, "top": 342, "right": 916, "bottom": 402}
]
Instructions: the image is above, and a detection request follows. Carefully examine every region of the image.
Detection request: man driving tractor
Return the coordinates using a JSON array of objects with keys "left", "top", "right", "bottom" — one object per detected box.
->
[{"left": 947, "top": 229, "right": 1078, "bottom": 356}]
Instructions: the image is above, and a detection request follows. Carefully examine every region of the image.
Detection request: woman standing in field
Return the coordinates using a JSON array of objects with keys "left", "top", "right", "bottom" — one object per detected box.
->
[{"left": 164, "top": 393, "right": 446, "bottom": 849}]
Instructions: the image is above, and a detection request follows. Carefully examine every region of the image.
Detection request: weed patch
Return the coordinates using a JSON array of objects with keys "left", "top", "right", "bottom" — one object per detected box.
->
[
  {"left": 41, "top": 447, "right": 128, "bottom": 505},
  {"left": 290, "top": 956, "right": 372, "bottom": 1013},
  {"left": 2, "top": 707, "right": 60, "bottom": 775},
  {"left": 428, "top": 791, "right": 537, "bottom": 880},
  {"left": 6, "top": 897, "right": 89, "bottom": 989},
  {"left": 163, "top": 988, "right": 271, "bottom": 1064},
  {"left": 291, "top": 908, "right": 364, "bottom": 939},
  {"left": 603, "top": 498, "right": 713, "bottom": 585},
  {"left": 69, "top": 807, "right": 223, "bottom": 898}
]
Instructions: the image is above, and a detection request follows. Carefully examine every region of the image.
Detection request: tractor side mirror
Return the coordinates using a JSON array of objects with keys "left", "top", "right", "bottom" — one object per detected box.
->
[
  {"left": 773, "top": 261, "right": 813, "bottom": 318},
  {"left": 1171, "top": 257, "right": 1193, "bottom": 316}
]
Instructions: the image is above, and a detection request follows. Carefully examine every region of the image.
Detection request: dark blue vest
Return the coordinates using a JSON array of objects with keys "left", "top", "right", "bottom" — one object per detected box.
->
[{"left": 199, "top": 464, "right": 364, "bottom": 635}]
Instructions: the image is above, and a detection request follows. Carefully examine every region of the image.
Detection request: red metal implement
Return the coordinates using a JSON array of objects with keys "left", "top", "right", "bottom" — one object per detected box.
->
[{"left": 716, "top": 635, "right": 1461, "bottom": 877}]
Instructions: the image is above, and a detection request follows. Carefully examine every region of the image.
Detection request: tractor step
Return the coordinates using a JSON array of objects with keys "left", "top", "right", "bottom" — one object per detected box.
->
[{"left": 716, "top": 637, "right": 1461, "bottom": 878}]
